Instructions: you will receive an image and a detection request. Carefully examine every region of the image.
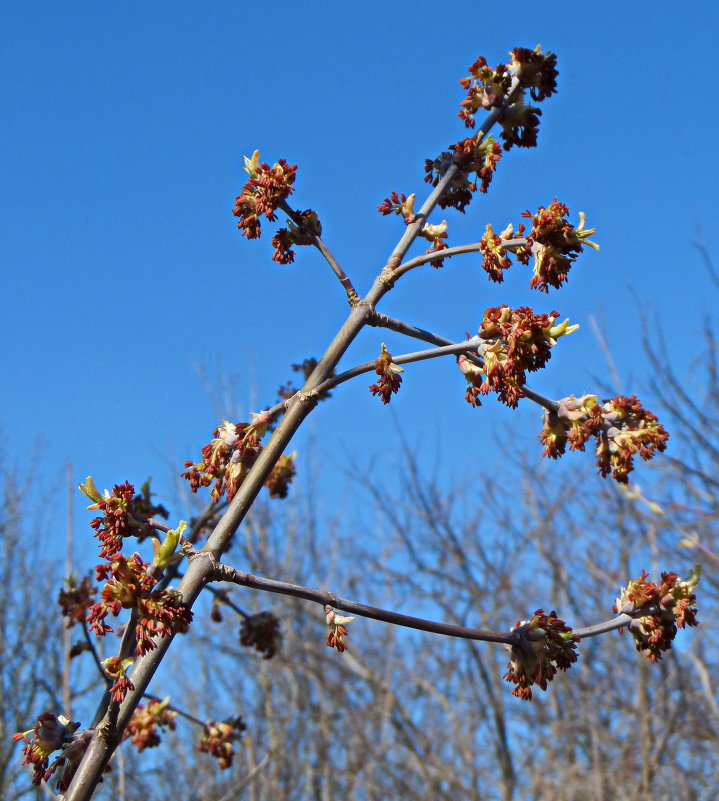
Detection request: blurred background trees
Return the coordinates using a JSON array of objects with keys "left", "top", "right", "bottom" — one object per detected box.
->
[{"left": 7, "top": 311, "right": 715, "bottom": 800}]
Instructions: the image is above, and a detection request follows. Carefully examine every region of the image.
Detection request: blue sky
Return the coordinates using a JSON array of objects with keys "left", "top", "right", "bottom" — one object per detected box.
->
[{"left": 2, "top": 2, "right": 717, "bottom": 558}]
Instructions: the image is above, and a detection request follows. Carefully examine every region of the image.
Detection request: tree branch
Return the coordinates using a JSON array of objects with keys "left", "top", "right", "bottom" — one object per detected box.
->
[
  {"left": 393, "top": 238, "right": 526, "bottom": 280},
  {"left": 210, "top": 557, "right": 516, "bottom": 645},
  {"left": 278, "top": 199, "right": 360, "bottom": 305}
]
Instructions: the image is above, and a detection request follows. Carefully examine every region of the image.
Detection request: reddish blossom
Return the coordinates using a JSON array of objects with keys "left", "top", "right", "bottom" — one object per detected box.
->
[
  {"left": 182, "top": 419, "right": 265, "bottom": 503},
  {"left": 102, "top": 656, "right": 135, "bottom": 703},
  {"left": 516, "top": 199, "right": 599, "bottom": 291},
  {"left": 420, "top": 220, "right": 449, "bottom": 268},
  {"left": 504, "top": 610, "right": 578, "bottom": 701},
  {"left": 458, "top": 56, "right": 512, "bottom": 127},
  {"left": 271, "top": 209, "right": 322, "bottom": 264},
  {"left": 232, "top": 151, "right": 297, "bottom": 240},
  {"left": 369, "top": 343, "right": 403, "bottom": 404},
  {"left": 58, "top": 574, "right": 97, "bottom": 627},
  {"left": 124, "top": 698, "right": 177, "bottom": 752},
  {"left": 475, "top": 306, "right": 578, "bottom": 407},
  {"left": 13, "top": 713, "right": 93, "bottom": 792},
  {"left": 240, "top": 611, "right": 282, "bottom": 659},
  {"left": 614, "top": 568, "right": 699, "bottom": 662},
  {"left": 198, "top": 717, "right": 246, "bottom": 769},
  {"left": 271, "top": 227, "right": 295, "bottom": 264},
  {"left": 86, "top": 552, "right": 192, "bottom": 656},
  {"left": 424, "top": 134, "right": 502, "bottom": 213},
  {"left": 277, "top": 357, "right": 334, "bottom": 403},
  {"left": 457, "top": 46, "right": 557, "bottom": 136},
  {"left": 377, "top": 191, "right": 416, "bottom": 222},
  {"left": 88, "top": 481, "right": 135, "bottom": 558},
  {"left": 498, "top": 94, "right": 542, "bottom": 150},
  {"left": 265, "top": 452, "right": 296, "bottom": 499},
  {"left": 539, "top": 394, "right": 669, "bottom": 482},
  {"left": 325, "top": 605, "right": 354, "bottom": 653},
  {"left": 478, "top": 222, "right": 523, "bottom": 282},
  {"left": 509, "top": 46, "right": 559, "bottom": 102}
]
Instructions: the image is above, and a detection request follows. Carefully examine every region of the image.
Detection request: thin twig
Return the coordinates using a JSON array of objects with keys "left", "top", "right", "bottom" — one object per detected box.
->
[
  {"left": 211, "top": 558, "right": 515, "bottom": 644},
  {"left": 393, "top": 238, "right": 526, "bottom": 280},
  {"left": 141, "top": 693, "right": 208, "bottom": 728},
  {"left": 278, "top": 200, "right": 360, "bottom": 305}
]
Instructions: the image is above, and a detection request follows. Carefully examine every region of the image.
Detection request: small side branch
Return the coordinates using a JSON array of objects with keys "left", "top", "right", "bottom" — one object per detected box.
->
[
  {"left": 393, "top": 238, "right": 526, "bottom": 280},
  {"left": 279, "top": 200, "right": 360, "bottom": 305},
  {"left": 211, "top": 560, "right": 515, "bottom": 645}
]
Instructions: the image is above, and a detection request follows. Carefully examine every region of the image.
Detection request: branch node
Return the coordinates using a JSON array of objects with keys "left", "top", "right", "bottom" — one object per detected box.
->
[
  {"left": 379, "top": 267, "right": 396, "bottom": 288},
  {"left": 297, "top": 390, "right": 320, "bottom": 409}
]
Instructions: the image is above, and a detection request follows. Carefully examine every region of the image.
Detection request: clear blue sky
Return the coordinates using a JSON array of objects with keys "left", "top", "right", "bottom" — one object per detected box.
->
[{"left": 2, "top": 2, "right": 717, "bottom": 555}]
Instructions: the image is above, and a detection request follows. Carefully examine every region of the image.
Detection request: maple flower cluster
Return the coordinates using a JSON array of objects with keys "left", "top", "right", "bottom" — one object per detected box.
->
[
  {"left": 240, "top": 611, "right": 282, "bottom": 659},
  {"left": 458, "top": 46, "right": 558, "bottom": 149},
  {"left": 539, "top": 394, "right": 670, "bottom": 482},
  {"left": 423, "top": 134, "right": 503, "bottom": 213},
  {"left": 376, "top": 191, "right": 450, "bottom": 266},
  {"left": 271, "top": 208, "right": 322, "bottom": 264},
  {"left": 102, "top": 656, "right": 136, "bottom": 703},
  {"left": 614, "top": 568, "right": 700, "bottom": 661},
  {"left": 183, "top": 415, "right": 297, "bottom": 503},
  {"left": 369, "top": 343, "right": 404, "bottom": 404},
  {"left": 13, "top": 713, "right": 93, "bottom": 792},
  {"left": 82, "top": 478, "right": 169, "bottom": 558},
  {"left": 458, "top": 306, "right": 578, "bottom": 408},
  {"left": 325, "top": 605, "right": 354, "bottom": 652},
  {"left": 85, "top": 550, "right": 193, "bottom": 658},
  {"left": 478, "top": 199, "right": 598, "bottom": 291},
  {"left": 124, "top": 697, "right": 178, "bottom": 752},
  {"left": 232, "top": 149, "right": 322, "bottom": 266},
  {"left": 198, "top": 717, "right": 247, "bottom": 770},
  {"left": 232, "top": 150, "right": 297, "bottom": 239},
  {"left": 58, "top": 573, "right": 97, "bottom": 627},
  {"left": 277, "top": 356, "right": 334, "bottom": 403},
  {"left": 503, "top": 610, "right": 578, "bottom": 701}
]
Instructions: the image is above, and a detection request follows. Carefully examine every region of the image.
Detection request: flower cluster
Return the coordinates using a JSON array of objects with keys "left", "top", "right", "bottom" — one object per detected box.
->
[
  {"left": 58, "top": 573, "right": 97, "bottom": 627},
  {"left": 102, "top": 656, "right": 135, "bottom": 703},
  {"left": 277, "top": 356, "right": 334, "bottom": 402},
  {"left": 240, "top": 611, "right": 282, "bottom": 659},
  {"left": 478, "top": 201, "right": 597, "bottom": 290},
  {"left": 458, "top": 47, "right": 557, "bottom": 150},
  {"left": 130, "top": 478, "right": 170, "bottom": 527},
  {"left": 423, "top": 134, "right": 503, "bottom": 214},
  {"left": 420, "top": 220, "right": 449, "bottom": 267},
  {"left": 369, "top": 343, "right": 404, "bottom": 404},
  {"left": 459, "top": 306, "right": 578, "bottom": 408},
  {"left": 503, "top": 609, "right": 578, "bottom": 701},
  {"left": 80, "top": 478, "right": 169, "bottom": 557},
  {"left": 84, "top": 480, "right": 134, "bottom": 558},
  {"left": 518, "top": 200, "right": 599, "bottom": 291},
  {"left": 265, "top": 453, "right": 296, "bottom": 499},
  {"left": 539, "top": 394, "right": 669, "bottom": 482},
  {"left": 377, "top": 191, "right": 417, "bottom": 222},
  {"left": 509, "top": 46, "right": 559, "bottom": 102},
  {"left": 86, "top": 551, "right": 193, "bottom": 656},
  {"left": 376, "top": 191, "right": 449, "bottom": 265},
  {"left": 271, "top": 208, "right": 322, "bottom": 264},
  {"left": 198, "top": 716, "right": 246, "bottom": 770},
  {"left": 124, "top": 697, "right": 177, "bottom": 752},
  {"left": 232, "top": 150, "right": 297, "bottom": 239},
  {"left": 182, "top": 418, "right": 265, "bottom": 503},
  {"left": 182, "top": 416, "right": 298, "bottom": 503},
  {"left": 325, "top": 605, "right": 354, "bottom": 653},
  {"left": 458, "top": 56, "right": 512, "bottom": 121},
  {"left": 13, "top": 713, "right": 93, "bottom": 792},
  {"left": 478, "top": 222, "right": 524, "bottom": 282},
  {"left": 614, "top": 568, "right": 700, "bottom": 662}
]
